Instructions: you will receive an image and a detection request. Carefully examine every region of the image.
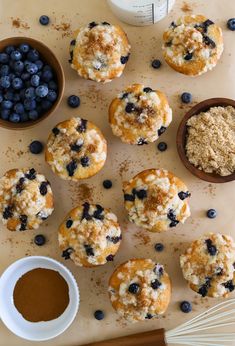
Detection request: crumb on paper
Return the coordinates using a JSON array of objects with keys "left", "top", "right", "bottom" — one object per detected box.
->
[
  {"left": 133, "top": 230, "right": 150, "bottom": 246},
  {"left": 181, "top": 1, "right": 193, "bottom": 12},
  {"left": 11, "top": 17, "right": 30, "bottom": 29},
  {"left": 119, "top": 160, "right": 130, "bottom": 179},
  {"left": 52, "top": 21, "right": 72, "bottom": 38},
  {"left": 69, "top": 182, "right": 94, "bottom": 205}
]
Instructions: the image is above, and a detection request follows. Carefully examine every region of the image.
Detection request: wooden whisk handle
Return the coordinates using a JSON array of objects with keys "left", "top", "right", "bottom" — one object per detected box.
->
[{"left": 82, "top": 328, "right": 166, "bottom": 346}]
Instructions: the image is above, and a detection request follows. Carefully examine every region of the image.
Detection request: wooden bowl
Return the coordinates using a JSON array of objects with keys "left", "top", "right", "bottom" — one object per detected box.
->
[
  {"left": 176, "top": 98, "right": 235, "bottom": 183},
  {"left": 0, "top": 37, "right": 65, "bottom": 130}
]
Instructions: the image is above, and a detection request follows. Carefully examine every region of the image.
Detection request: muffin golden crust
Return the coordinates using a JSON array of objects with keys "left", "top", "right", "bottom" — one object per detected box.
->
[
  {"left": 162, "top": 15, "right": 223, "bottom": 76},
  {"left": 109, "top": 84, "right": 172, "bottom": 145},
  {"left": 180, "top": 233, "right": 235, "bottom": 298},
  {"left": 45, "top": 117, "right": 107, "bottom": 181},
  {"left": 108, "top": 259, "right": 171, "bottom": 322},
  {"left": 123, "top": 169, "right": 191, "bottom": 232},
  {"left": 69, "top": 21, "right": 131, "bottom": 82},
  {"left": 0, "top": 168, "right": 54, "bottom": 231},
  {"left": 59, "top": 203, "right": 122, "bottom": 267}
]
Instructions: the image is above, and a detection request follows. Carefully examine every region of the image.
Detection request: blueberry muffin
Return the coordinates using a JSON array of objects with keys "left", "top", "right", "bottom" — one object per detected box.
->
[
  {"left": 69, "top": 21, "right": 131, "bottom": 83},
  {"left": 180, "top": 233, "right": 235, "bottom": 298},
  {"left": 108, "top": 259, "right": 171, "bottom": 322},
  {"left": 109, "top": 84, "right": 172, "bottom": 145},
  {"left": 58, "top": 203, "right": 122, "bottom": 267},
  {"left": 0, "top": 168, "right": 54, "bottom": 231},
  {"left": 162, "top": 15, "right": 223, "bottom": 76},
  {"left": 123, "top": 169, "right": 191, "bottom": 232},
  {"left": 45, "top": 117, "right": 107, "bottom": 181}
]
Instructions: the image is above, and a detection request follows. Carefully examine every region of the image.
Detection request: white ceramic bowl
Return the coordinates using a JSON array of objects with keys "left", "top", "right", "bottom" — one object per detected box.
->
[{"left": 0, "top": 256, "right": 79, "bottom": 341}]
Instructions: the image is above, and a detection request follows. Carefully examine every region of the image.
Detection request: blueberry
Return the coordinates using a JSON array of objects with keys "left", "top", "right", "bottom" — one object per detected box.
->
[
  {"left": 52, "top": 127, "right": 60, "bottom": 136},
  {"left": 62, "top": 247, "right": 74, "bottom": 260},
  {"left": 20, "top": 113, "right": 29, "bottom": 122},
  {"left": 124, "top": 193, "right": 135, "bottom": 202},
  {"left": 181, "top": 92, "right": 192, "bottom": 104},
  {"left": 39, "top": 15, "right": 50, "bottom": 25},
  {"left": 145, "top": 314, "right": 153, "bottom": 319},
  {"left": 26, "top": 62, "right": 38, "bottom": 75},
  {"left": 125, "top": 102, "right": 135, "bottom": 113},
  {"left": 66, "top": 160, "right": 77, "bottom": 176},
  {"left": 21, "top": 72, "right": 30, "bottom": 81},
  {"left": 103, "top": 180, "right": 112, "bottom": 189},
  {"left": 157, "top": 126, "right": 166, "bottom": 136},
  {"left": 29, "top": 140, "right": 43, "bottom": 154},
  {"left": 27, "top": 49, "right": 40, "bottom": 62},
  {"left": 151, "top": 59, "right": 161, "bottom": 69},
  {"left": 67, "top": 95, "right": 80, "bottom": 108},
  {"left": 43, "top": 65, "right": 52, "bottom": 72},
  {"left": 0, "top": 65, "right": 10, "bottom": 76},
  {"left": 31, "top": 74, "right": 40, "bottom": 87},
  {"left": 84, "top": 244, "right": 94, "bottom": 256},
  {"left": 180, "top": 301, "right": 192, "bottom": 313},
  {"left": 14, "top": 103, "right": 25, "bottom": 114},
  {"left": 120, "top": 92, "right": 129, "bottom": 99},
  {"left": 154, "top": 243, "right": 164, "bottom": 252},
  {"left": 66, "top": 219, "right": 73, "bottom": 228},
  {"left": 178, "top": 191, "right": 190, "bottom": 200},
  {"left": 70, "top": 39, "right": 76, "bottom": 46},
  {"left": 0, "top": 93, "right": 3, "bottom": 103},
  {"left": 102, "top": 22, "right": 110, "bottom": 26},
  {"left": 10, "top": 50, "right": 22, "bottom": 61},
  {"left": 227, "top": 18, "right": 235, "bottom": 31},
  {"left": 77, "top": 119, "right": 87, "bottom": 133},
  {"left": 19, "top": 43, "right": 30, "bottom": 53},
  {"left": 106, "top": 254, "right": 114, "bottom": 261},
  {"left": 0, "top": 76, "right": 11, "bottom": 89},
  {"left": 3, "top": 206, "right": 13, "bottom": 219},
  {"left": 24, "top": 99, "right": 36, "bottom": 111},
  {"left": 41, "top": 99, "right": 52, "bottom": 110},
  {"left": 25, "top": 168, "right": 36, "bottom": 180},
  {"left": 205, "top": 239, "right": 217, "bottom": 256},
  {"left": 5, "top": 45, "right": 15, "bottom": 55},
  {"left": 120, "top": 55, "right": 129, "bottom": 64},
  {"left": 198, "top": 278, "right": 211, "bottom": 297},
  {"left": 36, "top": 85, "right": 48, "bottom": 97},
  {"left": 70, "top": 143, "right": 83, "bottom": 152},
  {"left": 203, "top": 35, "right": 216, "bottom": 48},
  {"left": 28, "top": 110, "right": 39, "bottom": 120},
  {"left": 2, "top": 100, "right": 13, "bottom": 109},
  {"left": 39, "top": 182, "right": 48, "bottom": 196},
  {"left": 184, "top": 52, "right": 193, "bottom": 60},
  {"left": 1, "top": 109, "right": 10, "bottom": 120},
  {"left": 136, "top": 189, "right": 147, "bottom": 199},
  {"left": 25, "top": 87, "right": 35, "bottom": 99},
  {"left": 89, "top": 22, "right": 98, "bottom": 29},
  {"left": 128, "top": 283, "right": 140, "bottom": 294},
  {"left": 223, "top": 280, "right": 235, "bottom": 292},
  {"left": 4, "top": 89, "right": 14, "bottom": 101},
  {"left": 34, "top": 234, "right": 46, "bottom": 246},
  {"left": 151, "top": 279, "right": 161, "bottom": 289},
  {"left": 12, "top": 77, "right": 23, "bottom": 90},
  {"left": 0, "top": 53, "right": 9, "bottom": 63},
  {"left": 81, "top": 156, "right": 90, "bottom": 167},
  {"left": 157, "top": 142, "right": 167, "bottom": 152},
  {"left": 48, "top": 80, "right": 58, "bottom": 90},
  {"left": 47, "top": 89, "right": 57, "bottom": 102},
  {"left": 143, "top": 87, "right": 153, "bottom": 93},
  {"left": 207, "top": 209, "right": 217, "bottom": 219},
  {"left": 41, "top": 69, "right": 53, "bottom": 82},
  {"left": 19, "top": 215, "right": 28, "bottom": 230},
  {"left": 35, "top": 59, "right": 44, "bottom": 70},
  {"left": 13, "top": 60, "right": 24, "bottom": 73},
  {"left": 94, "top": 310, "right": 105, "bottom": 320},
  {"left": 9, "top": 113, "right": 21, "bottom": 123}
]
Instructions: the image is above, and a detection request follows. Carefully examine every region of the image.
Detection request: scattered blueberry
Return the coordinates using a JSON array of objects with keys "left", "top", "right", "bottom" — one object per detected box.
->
[
  {"left": 29, "top": 140, "right": 43, "bottom": 154},
  {"left": 103, "top": 180, "right": 112, "bottom": 189},
  {"left": 181, "top": 92, "right": 192, "bottom": 104},
  {"left": 227, "top": 18, "right": 235, "bottom": 31},
  {"left": 39, "top": 15, "right": 50, "bottom": 26},
  {"left": 94, "top": 310, "right": 105, "bottom": 320},
  {"left": 67, "top": 95, "right": 80, "bottom": 108},
  {"left": 207, "top": 209, "right": 217, "bottom": 219},
  {"left": 180, "top": 301, "right": 192, "bottom": 313},
  {"left": 34, "top": 234, "right": 46, "bottom": 246},
  {"left": 154, "top": 243, "right": 164, "bottom": 252},
  {"left": 128, "top": 283, "right": 140, "bottom": 294},
  {"left": 157, "top": 141, "right": 167, "bottom": 152},
  {"left": 151, "top": 59, "right": 162, "bottom": 69}
]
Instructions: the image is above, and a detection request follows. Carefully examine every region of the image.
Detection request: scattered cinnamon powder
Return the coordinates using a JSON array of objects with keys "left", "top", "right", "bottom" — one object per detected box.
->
[
  {"left": 134, "top": 230, "right": 150, "bottom": 246},
  {"left": 181, "top": 1, "right": 192, "bottom": 13},
  {"left": 69, "top": 183, "right": 94, "bottom": 206},
  {"left": 11, "top": 17, "right": 30, "bottom": 30},
  {"left": 52, "top": 22, "right": 72, "bottom": 38},
  {"left": 119, "top": 160, "right": 130, "bottom": 179}
]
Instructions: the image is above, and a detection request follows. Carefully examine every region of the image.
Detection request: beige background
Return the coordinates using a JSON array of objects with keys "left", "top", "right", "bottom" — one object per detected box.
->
[{"left": 0, "top": 0, "right": 235, "bottom": 345}]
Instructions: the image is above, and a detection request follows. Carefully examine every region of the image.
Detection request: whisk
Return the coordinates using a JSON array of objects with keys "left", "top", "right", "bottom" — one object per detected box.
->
[{"left": 83, "top": 298, "right": 235, "bottom": 346}]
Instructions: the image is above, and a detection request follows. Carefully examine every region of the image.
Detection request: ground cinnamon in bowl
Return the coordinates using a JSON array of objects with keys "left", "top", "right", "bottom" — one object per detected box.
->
[{"left": 13, "top": 268, "right": 69, "bottom": 322}]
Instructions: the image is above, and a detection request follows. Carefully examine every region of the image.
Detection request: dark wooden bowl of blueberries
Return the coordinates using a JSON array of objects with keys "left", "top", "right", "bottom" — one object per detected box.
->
[{"left": 0, "top": 37, "right": 65, "bottom": 129}]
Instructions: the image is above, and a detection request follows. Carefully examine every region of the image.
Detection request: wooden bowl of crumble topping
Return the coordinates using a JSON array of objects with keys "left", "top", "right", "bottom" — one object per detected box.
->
[{"left": 177, "top": 98, "right": 235, "bottom": 183}]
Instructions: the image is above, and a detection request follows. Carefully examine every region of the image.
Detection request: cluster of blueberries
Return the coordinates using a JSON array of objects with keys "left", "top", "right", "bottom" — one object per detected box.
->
[{"left": 0, "top": 43, "right": 58, "bottom": 123}]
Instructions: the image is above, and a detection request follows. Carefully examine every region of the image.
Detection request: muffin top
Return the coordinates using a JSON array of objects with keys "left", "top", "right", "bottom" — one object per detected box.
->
[
  {"left": 123, "top": 169, "right": 191, "bottom": 232},
  {"left": 58, "top": 203, "right": 122, "bottom": 267},
  {"left": 162, "top": 15, "right": 223, "bottom": 76},
  {"left": 109, "top": 84, "right": 172, "bottom": 145},
  {"left": 45, "top": 117, "right": 107, "bottom": 181},
  {"left": 0, "top": 168, "right": 54, "bottom": 231},
  {"left": 180, "top": 233, "right": 235, "bottom": 297},
  {"left": 109, "top": 258, "right": 171, "bottom": 322},
  {"left": 70, "top": 21, "right": 131, "bottom": 82}
]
